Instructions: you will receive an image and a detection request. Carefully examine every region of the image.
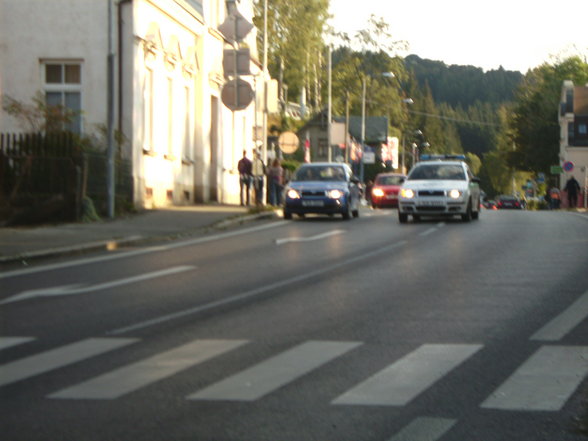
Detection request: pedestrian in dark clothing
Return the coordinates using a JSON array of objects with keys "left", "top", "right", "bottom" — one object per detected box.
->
[
  {"left": 238, "top": 150, "right": 252, "bottom": 206},
  {"left": 267, "top": 158, "right": 284, "bottom": 206},
  {"left": 251, "top": 150, "right": 266, "bottom": 206},
  {"left": 564, "top": 176, "right": 581, "bottom": 208}
]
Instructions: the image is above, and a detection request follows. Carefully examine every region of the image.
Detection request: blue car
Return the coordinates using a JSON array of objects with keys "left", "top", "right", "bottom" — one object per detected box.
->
[{"left": 283, "top": 163, "right": 361, "bottom": 220}]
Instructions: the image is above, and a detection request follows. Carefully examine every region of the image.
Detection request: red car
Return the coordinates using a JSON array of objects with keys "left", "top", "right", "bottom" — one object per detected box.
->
[{"left": 370, "top": 173, "right": 406, "bottom": 208}]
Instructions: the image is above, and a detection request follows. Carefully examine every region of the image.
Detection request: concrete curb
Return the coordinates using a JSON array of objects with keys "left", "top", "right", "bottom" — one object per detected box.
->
[{"left": 0, "top": 209, "right": 281, "bottom": 266}]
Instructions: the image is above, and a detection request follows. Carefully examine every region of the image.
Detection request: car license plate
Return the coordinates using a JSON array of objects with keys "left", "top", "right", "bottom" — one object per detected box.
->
[
  {"left": 386, "top": 195, "right": 397, "bottom": 199},
  {"left": 302, "top": 200, "right": 324, "bottom": 207},
  {"left": 417, "top": 200, "right": 439, "bottom": 206}
]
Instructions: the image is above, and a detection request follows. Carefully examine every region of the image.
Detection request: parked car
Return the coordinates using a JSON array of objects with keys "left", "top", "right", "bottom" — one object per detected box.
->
[
  {"left": 483, "top": 199, "right": 498, "bottom": 210},
  {"left": 398, "top": 154, "right": 481, "bottom": 223},
  {"left": 496, "top": 195, "right": 523, "bottom": 209},
  {"left": 371, "top": 173, "right": 406, "bottom": 208},
  {"left": 283, "top": 163, "right": 361, "bottom": 220}
]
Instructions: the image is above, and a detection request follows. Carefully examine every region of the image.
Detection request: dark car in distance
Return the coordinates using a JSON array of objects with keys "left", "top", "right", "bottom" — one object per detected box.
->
[
  {"left": 496, "top": 195, "right": 523, "bottom": 209},
  {"left": 371, "top": 173, "right": 406, "bottom": 208},
  {"left": 283, "top": 163, "right": 361, "bottom": 220}
]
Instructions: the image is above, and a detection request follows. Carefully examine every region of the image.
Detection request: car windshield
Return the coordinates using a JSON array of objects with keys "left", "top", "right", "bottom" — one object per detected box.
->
[
  {"left": 294, "top": 166, "right": 347, "bottom": 182},
  {"left": 376, "top": 175, "right": 404, "bottom": 185},
  {"left": 408, "top": 163, "right": 465, "bottom": 180}
]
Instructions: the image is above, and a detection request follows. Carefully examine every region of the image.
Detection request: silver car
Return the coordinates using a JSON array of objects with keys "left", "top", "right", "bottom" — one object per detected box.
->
[{"left": 398, "top": 155, "right": 481, "bottom": 223}]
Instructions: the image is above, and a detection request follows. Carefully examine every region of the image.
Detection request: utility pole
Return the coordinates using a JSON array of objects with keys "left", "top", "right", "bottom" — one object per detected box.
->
[
  {"left": 327, "top": 45, "right": 332, "bottom": 162},
  {"left": 106, "top": 0, "right": 115, "bottom": 219}
]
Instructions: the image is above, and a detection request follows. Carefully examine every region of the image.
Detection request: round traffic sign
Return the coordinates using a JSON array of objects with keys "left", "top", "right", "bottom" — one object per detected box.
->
[
  {"left": 563, "top": 161, "right": 574, "bottom": 172},
  {"left": 278, "top": 131, "right": 299, "bottom": 154}
]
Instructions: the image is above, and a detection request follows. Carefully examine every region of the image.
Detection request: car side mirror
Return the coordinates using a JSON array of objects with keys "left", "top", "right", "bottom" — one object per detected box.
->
[
  {"left": 471, "top": 177, "right": 481, "bottom": 184},
  {"left": 351, "top": 177, "right": 360, "bottom": 184}
]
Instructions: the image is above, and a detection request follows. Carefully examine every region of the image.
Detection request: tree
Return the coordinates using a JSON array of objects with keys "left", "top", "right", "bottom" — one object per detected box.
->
[
  {"left": 509, "top": 56, "right": 588, "bottom": 173},
  {"left": 253, "top": 0, "right": 330, "bottom": 106}
]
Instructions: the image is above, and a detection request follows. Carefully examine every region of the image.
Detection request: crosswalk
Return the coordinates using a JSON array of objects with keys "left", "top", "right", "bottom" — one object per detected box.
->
[{"left": 1, "top": 336, "right": 587, "bottom": 412}]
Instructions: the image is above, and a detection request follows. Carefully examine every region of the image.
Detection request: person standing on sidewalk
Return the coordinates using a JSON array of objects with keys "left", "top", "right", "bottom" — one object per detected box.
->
[
  {"left": 549, "top": 186, "right": 561, "bottom": 209},
  {"left": 251, "top": 150, "right": 266, "bottom": 206},
  {"left": 237, "top": 150, "right": 252, "bottom": 206},
  {"left": 267, "top": 158, "right": 284, "bottom": 206},
  {"left": 564, "top": 175, "right": 581, "bottom": 208}
]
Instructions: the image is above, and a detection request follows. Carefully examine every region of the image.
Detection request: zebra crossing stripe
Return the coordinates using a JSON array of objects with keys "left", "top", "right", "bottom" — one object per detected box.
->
[
  {"left": 0, "top": 337, "right": 35, "bottom": 351},
  {"left": 49, "top": 339, "right": 248, "bottom": 400},
  {"left": 332, "top": 344, "right": 483, "bottom": 406},
  {"left": 0, "top": 338, "right": 138, "bottom": 387},
  {"left": 481, "top": 345, "right": 588, "bottom": 411},
  {"left": 531, "top": 290, "right": 588, "bottom": 341},
  {"left": 187, "top": 341, "right": 361, "bottom": 401},
  {"left": 387, "top": 417, "right": 457, "bottom": 441}
]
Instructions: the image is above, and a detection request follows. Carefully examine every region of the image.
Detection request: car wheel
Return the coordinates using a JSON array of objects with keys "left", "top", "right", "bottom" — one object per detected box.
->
[
  {"left": 352, "top": 207, "right": 360, "bottom": 218},
  {"left": 412, "top": 215, "right": 421, "bottom": 223},
  {"left": 461, "top": 201, "right": 472, "bottom": 222},
  {"left": 284, "top": 210, "right": 292, "bottom": 220},
  {"left": 398, "top": 212, "right": 408, "bottom": 223}
]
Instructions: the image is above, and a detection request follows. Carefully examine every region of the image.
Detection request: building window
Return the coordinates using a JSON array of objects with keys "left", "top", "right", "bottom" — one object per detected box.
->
[
  {"left": 183, "top": 86, "right": 192, "bottom": 161},
  {"left": 143, "top": 68, "right": 154, "bottom": 152},
  {"left": 43, "top": 62, "right": 82, "bottom": 133},
  {"left": 166, "top": 78, "right": 174, "bottom": 158},
  {"left": 579, "top": 123, "right": 587, "bottom": 135}
]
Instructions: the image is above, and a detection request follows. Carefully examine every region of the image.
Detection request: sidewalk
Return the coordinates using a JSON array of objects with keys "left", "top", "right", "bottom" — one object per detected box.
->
[{"left": 0, "top": 204, "right": 279, "bottom": 265}]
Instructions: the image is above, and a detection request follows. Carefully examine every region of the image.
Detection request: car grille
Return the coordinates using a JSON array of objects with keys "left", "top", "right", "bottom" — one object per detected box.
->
[
  {"left": 417, "top": 190, "right": 444, "bottom": 196},
  {"left": 301, "top": 190, "right": 326, "bottom": 197}
]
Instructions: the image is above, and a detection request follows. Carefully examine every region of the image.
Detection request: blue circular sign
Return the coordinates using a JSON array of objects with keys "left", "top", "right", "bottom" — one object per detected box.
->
[{"left": 563, "top": 161, "right": 574, "bottom": 172}]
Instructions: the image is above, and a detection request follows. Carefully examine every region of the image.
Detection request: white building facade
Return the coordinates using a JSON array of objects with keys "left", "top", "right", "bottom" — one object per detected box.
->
[
  {"left": 559, "top": 80, "right": 588, "bottom": 207},
  {"left": 0, "top": 0, "right": 266, "bottom": 209}
]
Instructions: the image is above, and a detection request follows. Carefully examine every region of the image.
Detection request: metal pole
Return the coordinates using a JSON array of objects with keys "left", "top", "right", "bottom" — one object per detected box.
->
[
  {"left": 261, "top": 0, "right": 268, "bottom": 165},
  {"left": 360, "top": 77, "right": 366, "bottom": 183},
  {"left": 401, "top": 135, "right": 405, "bottom": 173},
  {"left": 327, "top": 45, "right": 332, "bottom": 162},
  {"left": 107, "top": 0, "right": 115, "bottom": 219}
]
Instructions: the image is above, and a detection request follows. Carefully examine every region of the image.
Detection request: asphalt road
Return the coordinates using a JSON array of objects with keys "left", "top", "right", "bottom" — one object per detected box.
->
[{"left": 1, "top": 208, "right": 588, "bottom": 441}]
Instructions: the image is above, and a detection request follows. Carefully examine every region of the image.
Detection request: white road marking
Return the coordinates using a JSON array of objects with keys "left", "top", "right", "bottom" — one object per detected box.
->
[
  {"left": 275, "top": 229, "right": 345, "bottom": 245},
  {"left": 387, "top": 417, "right": 457, "bottom": 441},
  {"left": 187, "top": 341, "right": 361, "bottom": 401},
  {"left": 108, "top": 240, "right": 408, "bottom": 335},
  {"left": 0, "top": 221, "right": 286, "bottom": 280},
  {"left": 0, "top": 338, "right": 138, "bottom": 387},
  {"left": 0, "top": 337, "right": 35, "bottom": 351},
  {"left": 419, "top": 228, "right": 438, "bottom": 237},
  {"left": 418, "top": 222, "right": 445, "bottom": 237},
  {"left": 481, "top": 345, "right": 588, "bottom": 411},
  {"left": 332, "top": 344, "right": 482, "bottom": 406},
  {"left": 530, "top": 290, "right": 588, "bottom": 341},
  {"left": 49, "top": 339, "right": 248, "bottom": 400},
  {"left": 0, "top": 266, "right": 195, "bottom": 305}
]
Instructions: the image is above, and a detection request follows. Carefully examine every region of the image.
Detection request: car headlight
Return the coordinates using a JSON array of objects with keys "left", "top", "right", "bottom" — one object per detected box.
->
[
  {"left": 447, "top": 189, "right": 462, "bottom": 199},
  {"left": 287, "top": 189, "right": 301, "bottom": 199},
  {"left": 400, "top": 188, "right": 415, "bottom": 199},
  {"left": 372, "top": 188, "right": 385, "bottom": 198},
  {"left": 327, "top": 189, "right": 344, "bottom": 199}
]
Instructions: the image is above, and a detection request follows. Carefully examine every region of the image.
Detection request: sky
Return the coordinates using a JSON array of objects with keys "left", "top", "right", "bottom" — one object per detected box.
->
[{"left": 328, "top": 0, "right": 588, "bottom": 73}]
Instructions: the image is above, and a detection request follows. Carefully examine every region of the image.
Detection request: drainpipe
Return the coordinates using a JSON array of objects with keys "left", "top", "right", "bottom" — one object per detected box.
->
[{"left": 117, "top": 0, "right": 132, "bottom": 136}]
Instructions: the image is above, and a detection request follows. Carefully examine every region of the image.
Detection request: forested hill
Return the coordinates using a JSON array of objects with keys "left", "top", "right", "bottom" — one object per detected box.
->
[{"left": 404, "top": 55, "right": 524, "bottom": 108}]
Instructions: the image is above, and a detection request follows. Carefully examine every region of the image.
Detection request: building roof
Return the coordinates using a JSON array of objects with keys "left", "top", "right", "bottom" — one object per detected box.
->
[{"left": 333, "top": 116, "right": 388, "bottom": 143}]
